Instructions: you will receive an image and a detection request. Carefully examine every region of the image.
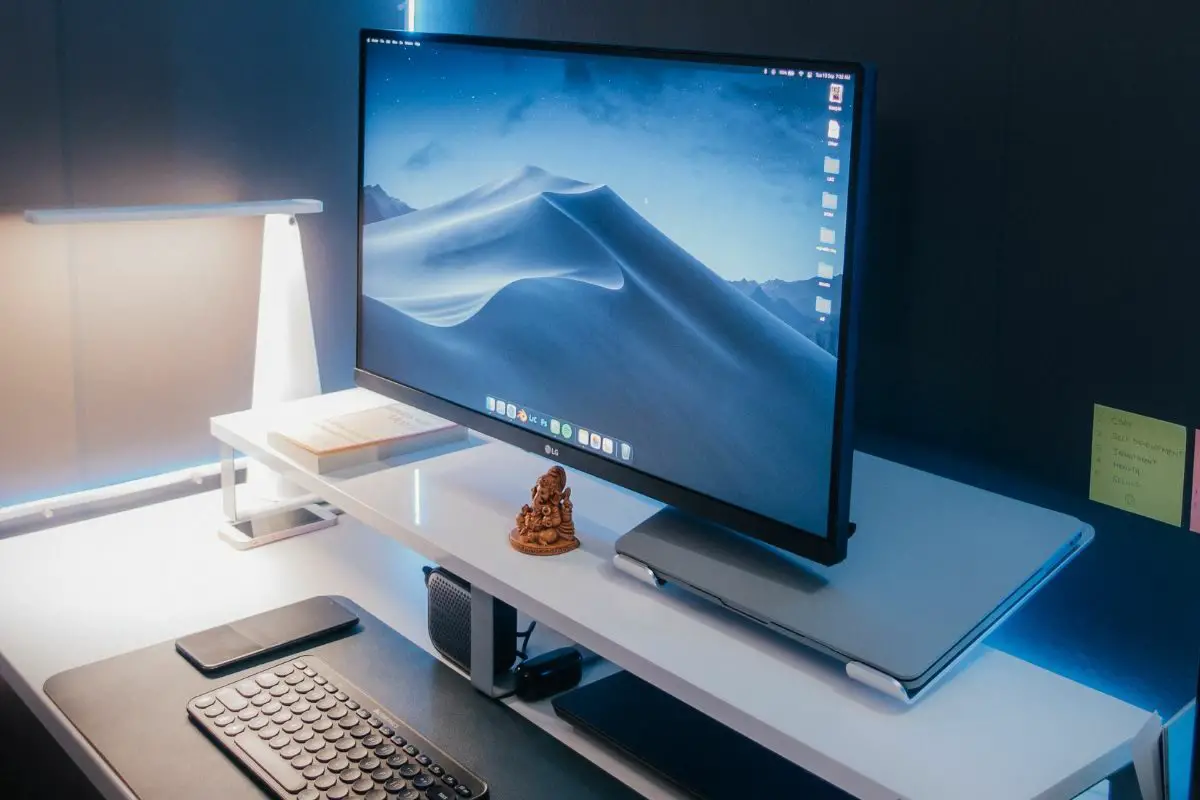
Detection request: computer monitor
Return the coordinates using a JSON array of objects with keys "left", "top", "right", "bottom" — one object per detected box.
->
[{"left": 356, "top": 31, "right": 871, "bottom": 565}]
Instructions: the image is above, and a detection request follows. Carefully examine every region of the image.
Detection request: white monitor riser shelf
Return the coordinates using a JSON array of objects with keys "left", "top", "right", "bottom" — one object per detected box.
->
[{"left": 211, "top": 388, "right": 1155, "bottom": 800}]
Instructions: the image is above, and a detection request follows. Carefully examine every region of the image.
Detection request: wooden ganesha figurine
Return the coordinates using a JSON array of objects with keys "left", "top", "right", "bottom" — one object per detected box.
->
[{"left": 510, "top": 465, "right": 579, "bottom": 556}]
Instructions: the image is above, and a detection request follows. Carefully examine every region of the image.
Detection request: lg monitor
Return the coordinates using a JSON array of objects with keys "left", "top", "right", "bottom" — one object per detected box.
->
[{"left": 356, "top": 31, "right": 871, "bottom": 566}]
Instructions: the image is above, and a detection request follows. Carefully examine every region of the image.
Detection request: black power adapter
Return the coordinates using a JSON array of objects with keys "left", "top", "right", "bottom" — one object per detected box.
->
[{"left": 513, "top": 647, "right": 583, "bottom": 702}]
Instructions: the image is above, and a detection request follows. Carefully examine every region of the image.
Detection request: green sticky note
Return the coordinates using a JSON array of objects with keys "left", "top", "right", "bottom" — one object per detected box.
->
[{"left": 1089, "top": 404, "right": 1187, "bottom": 526}]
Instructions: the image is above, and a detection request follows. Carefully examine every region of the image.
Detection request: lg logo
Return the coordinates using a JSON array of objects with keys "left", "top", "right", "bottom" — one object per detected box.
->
[{"left": 544, "top": 444, "right": 559, "bottom": 457}]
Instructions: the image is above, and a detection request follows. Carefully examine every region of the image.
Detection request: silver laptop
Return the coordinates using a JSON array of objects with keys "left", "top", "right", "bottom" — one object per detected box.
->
[{"left": 614, "top": 451, "right": 1092, "bottom": 702}]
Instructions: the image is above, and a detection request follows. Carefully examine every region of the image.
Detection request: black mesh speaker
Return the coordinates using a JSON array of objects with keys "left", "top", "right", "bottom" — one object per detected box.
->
[{"left": 423, "top": 566, "right": 517, "bottom": 676}]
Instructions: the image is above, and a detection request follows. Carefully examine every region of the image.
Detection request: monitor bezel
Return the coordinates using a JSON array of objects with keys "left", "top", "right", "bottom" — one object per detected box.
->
[{"left": 355, "top": 29, "right": 869, "bottom": 566}]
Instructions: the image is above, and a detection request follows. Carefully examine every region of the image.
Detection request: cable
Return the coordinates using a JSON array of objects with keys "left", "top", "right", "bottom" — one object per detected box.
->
[{"left": 515, "top": 621, "right": 537, "bottom": 661}]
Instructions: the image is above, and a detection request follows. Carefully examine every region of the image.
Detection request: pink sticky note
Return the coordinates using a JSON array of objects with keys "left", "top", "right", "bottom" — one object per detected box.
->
[{"left": 1192, "top": 431, "right": 1200, "bottom": 533}]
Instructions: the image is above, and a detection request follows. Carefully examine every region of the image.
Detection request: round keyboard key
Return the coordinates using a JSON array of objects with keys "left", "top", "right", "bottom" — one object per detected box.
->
[
  {"left": 455, "top": 785, "right": 472, "bottom": 797},
  {"left": 271, "top": 710, "right": 293, "bottom": 725},
  {"left": 390, "top": 736, "right": 407, "bottom": 748},
  {"left": 328, "top": 756, "right": 350, "bottom": 773},
  {"left": 251, "top": 694, "right": 272, "bottom": 708},
  {"left": 237, "top": 708, "right": 258, "bottom": 722},
  {"left": 304, "top": 738, "right": 325, "bottom": 753},
  {"left": 295, "top": 680, "right": 316, "bottom": 694},
  {"left": 317, "top": 747, "right": 339, "bottom": 763},
  {"left": 258, "top": 725, "right": 280, "bottom": 740},
  {"left": 247, "top": 718, "right": 269, "bottom": 731},
  {"left": 335, "top": 738, "right": 356, "bottom": 753},
  {"left": 415, "top": 755, "right": 431, "bottom": 767},
  {"left": 269, "top": 684, "right": 289, "bottom": 697},
  {"left": 339, "top": 716, "right": 358, "bottom": 730},
  {"left": 292, "top": 659, "right": 307, "bottom": 669},
  {"left": 294, "top": 729, "right": 315, "bottom": 744},
  {"left": 273, "top": 663, "right": 294, "bottom": 677},
  {"left": 442, "top": 775, "right": 458, "bottom": 787},
  {"left": 297, "top": 788, "right": 319, "bottom": 800},
  {"left": 425, "top": 789, "right": 455, "bottom": 800},
  {"left": 325, "top": 729, "right": 345, "bottom": 743},
  {"left": 386, "top": 754, "right": 408, "bottom": 769},
  {"left": 327, "top": 786, "right": 349, "bottom": 800},
  {"left": 429, "top": 764, "right": 444, "bottom": 777},
  {"left": 379, "top": 726, "right": 394, "bottom": 738},
  {"left": 223, "top": 723, "right": 245, "bottom": 736},
  {"left": 334, "top": 692, "right": 349, "bottom": 702},
  {"left": 305, "top": 689, "right": 326, "bottom": 703},
  {"left": 193, "top": 695, "right": 215, "bottom": 709},
  {"left": 279, "top": 692, "right": 300, "bottom": 706},
  {"left": 285, "top": 672, "right": 305, "bottom": 686},
  {"left": 403, "top": 745, "right": 419, "bottom": 756},
  {"left": 203, "top": 705, "right": 225, "bottom": 719},
  {"left": 315, "top": 773, "right": 337, "bottom": 790},
  {"left": 292, "top": 754, "right": 314, "bottom": 769},
  {"left": 281, "top": 744, "right": 302, "bottom": 760},
  {"left": 367, "top": 715, "right": 382, "bottom": 728},
  {"left": 412, "top": 773, "right": 434, "bottom": 790},
  {"left": 302, "top": 764, "right": 325, "bottom": 780},
  {"left": 340, "top": 768, "right": 362, "bottom": 784},
  {"left": 370, "top": 767, "right": 391, "bottom": 783},
  {"left": 384, "top": 778, "right": 407, "bottom": 793},
  {"left": 301, "top": 709, "right": 322, "bottom": 724},
  {"left": 291, "top": 700, "right": 312, "bottom": 715},
  {"left": 397, "top": 763, "right": 421, "bottom": 778},
  {"left": 347, "top": 746, "right": 369, "bottom": 762},
  {"left": 356, "top": 709, "right": 372, "bottom": 720},
  {"left": 269, "top": 734, "right": 290, "bottom": 749},
  {"left": 255, "top": 673, "right": 279, "bottom": 689},
  {"left": 261, "top": 701, "right": 283, "bottom": 716},
  {"left": 399, "top": 789, "right": 421, "bottom": 800},
  {"left": 282, "top": 719, "right": 303, "bottom": 735},
  {"left": 362, "top": 734, "right": 383, "bottom": 749},
  {"left": 352, "top": 777, "right": 373, "bottom": 794},
  {"left": 364, "top": 790, "right": 387, "bottom": 800},
  {"left": 213, "top": 714, "right": 235, "bottom": 727},
  {"left": 235, "top": 681, "right": 259, "bottom": 698},
  {"left": 359, "top": 757, "right": 380, "bottom": 772},
  {"left": 320, "top": 698, "right": 341, "bottom": 713},
  {"left": 373, "top": 744, "right": 395, "bottom": 758},
  {"left": 313, "top": 675, "right": 328, "bottom": 685},
  {"left": 324, "top": 683, "right": 338, "bottom": 694},
  {"left": 345, "top": 700, "right": 360, "bottom": 711},
  {"left": 313, "top": 719, "right": 333, "bottom": 733},
  {"left": 350, "top": 724, "right": 371, "bottom": 739}
]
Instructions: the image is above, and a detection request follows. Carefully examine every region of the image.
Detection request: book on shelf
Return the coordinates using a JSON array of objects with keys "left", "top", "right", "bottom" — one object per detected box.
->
[{"left": 267, "top": 403, "right": 467, "bottom": 474}]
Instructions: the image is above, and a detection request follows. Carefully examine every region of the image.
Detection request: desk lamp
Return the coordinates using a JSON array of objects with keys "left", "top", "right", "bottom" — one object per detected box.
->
[{"left": 23, "top": 199, "right": 324, "bottom": 507}]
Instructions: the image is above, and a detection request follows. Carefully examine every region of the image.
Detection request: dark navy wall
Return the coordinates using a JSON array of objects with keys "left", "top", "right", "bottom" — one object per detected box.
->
[{"left": 418, "top": 0, "right": 1200, "bottom": 714}]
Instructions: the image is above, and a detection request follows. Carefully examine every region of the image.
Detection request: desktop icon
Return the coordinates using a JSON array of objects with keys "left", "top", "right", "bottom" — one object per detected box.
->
[
  {"left": 550, "top": 419, "right": 561, "bottom": 435},
  {"left": 578, "top": 428, "right": 589, "bottom": 446},
  {"left": 817, "top": 262, "right": 835, "bottom": 279},
  {"left": 822, "top": 192, "right": 838, "bottom": 210},
  {"left": 819, "top": 227, "right": 836, "bottom": 245},
  {"left": 486, "top": 397, "right": 496, "bottom": 412},
  {"left": 770, "top": 69, "right": 777, "bottom": 75},
  {"left": 829, "top": 83, "right": 844, "bottom": 104},
  {"left": 823, "top": 156, "right": 841, "bottom": 175},
  {"left": 506, "top": 403, "right": 517, "bottom": 419},
  {"left": 816, "top": 296, "right": 833, "bottom": 315},
  {"left": 620, "top": 442, "right": 632, "bottom": 461},
  {"left": 561, "top": 423, "right": 573, "bottom": 440},
  {"left": 602, "top": 437, "right": 614, "bottom": 455},
  {"left": 517, "top": 408, "right": 528, "bottom": 423},
  {"left": 827, "top": 120, "right": 841, "bottom": 140},
  {"left": 590, "top": 433, "right": 603, "bottom": 450}
]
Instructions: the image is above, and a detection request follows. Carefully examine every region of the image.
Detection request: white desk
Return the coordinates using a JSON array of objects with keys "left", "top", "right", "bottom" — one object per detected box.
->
[
  {"left": 201, "top": 388, "right": 1154, "bottom": 800},
  {"left": 0, "top": 490, "right": 686, "bottom": 800}
]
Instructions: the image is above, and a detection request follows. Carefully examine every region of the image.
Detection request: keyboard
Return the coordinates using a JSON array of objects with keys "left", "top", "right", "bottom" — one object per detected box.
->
[{"left": 188, "top": 655, "right": 488, "bottom": 800}]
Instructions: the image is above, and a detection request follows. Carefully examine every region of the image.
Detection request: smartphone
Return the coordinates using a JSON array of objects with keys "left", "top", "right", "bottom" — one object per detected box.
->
[
  {"left": 175, "top": 596, "right": 359, "bottom": 672},
  {"left": 221, "top": 504, "right": 337, "bottom": 544}
]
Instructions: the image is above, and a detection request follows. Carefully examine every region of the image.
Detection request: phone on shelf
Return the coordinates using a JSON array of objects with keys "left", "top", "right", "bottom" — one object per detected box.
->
[{"left": 175, "top": 596, "right": 359, "bottom": 673}]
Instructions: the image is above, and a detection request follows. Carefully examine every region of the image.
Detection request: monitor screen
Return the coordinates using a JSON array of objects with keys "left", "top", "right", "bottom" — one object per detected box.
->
[{"left": 357, "top": 31, "right": 868, "bottom": 563}]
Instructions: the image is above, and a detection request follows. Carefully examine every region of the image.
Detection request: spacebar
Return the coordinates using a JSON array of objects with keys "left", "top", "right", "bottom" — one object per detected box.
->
[{"left": 234, "top": 730, "right": 306, "bottom": 793}]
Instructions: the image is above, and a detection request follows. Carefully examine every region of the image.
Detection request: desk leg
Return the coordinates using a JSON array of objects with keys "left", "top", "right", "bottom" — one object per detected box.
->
[
  {"left": 470, "top": 584, "right": 516, "bottom": 698},
  {"left": 220, "top": 443, "right": 239, "bottom": 522}
]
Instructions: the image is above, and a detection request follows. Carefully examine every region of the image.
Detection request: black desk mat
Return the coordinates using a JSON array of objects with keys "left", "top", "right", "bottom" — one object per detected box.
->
[{"left": 44, "top": 597, "right": 642, "bottom": 800}]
